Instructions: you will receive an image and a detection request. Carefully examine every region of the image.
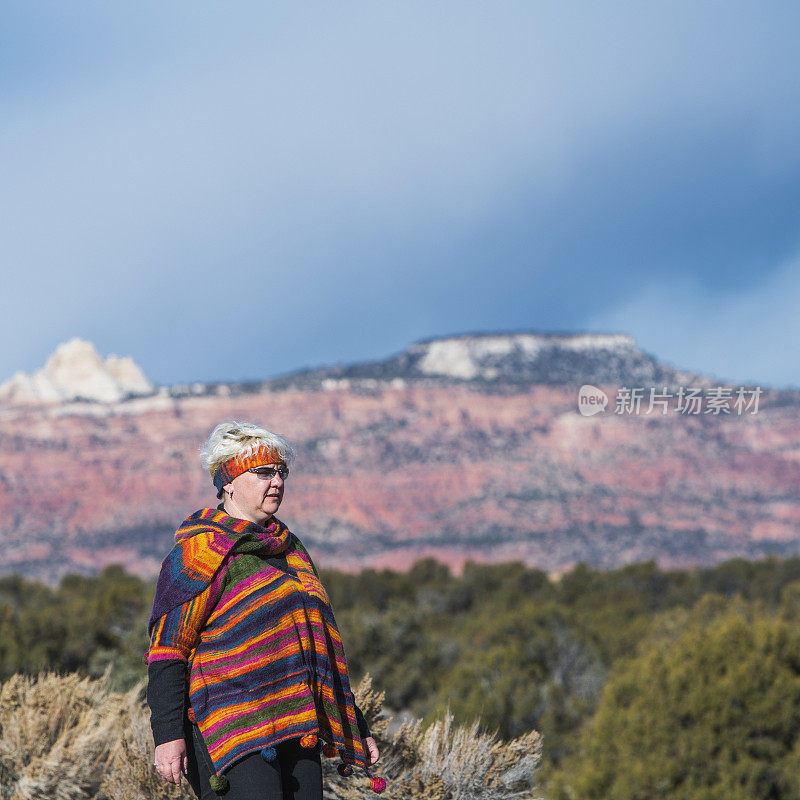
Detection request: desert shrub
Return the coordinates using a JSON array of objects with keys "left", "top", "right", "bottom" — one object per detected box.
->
[
  {"left": 323, "top": 674, "right": 541, "bottom": 800},
  {"left": 0, "top": 568, "right": 151, "bottom": 685},
  {"left": 551, "top": 597, "right": 800, "bottom": 800},
  {"left": 0, "top": 672, "right": 541, "bottom": 800},
  {"left": 0, "top": 671, "right": 140, "bottom": 800}
]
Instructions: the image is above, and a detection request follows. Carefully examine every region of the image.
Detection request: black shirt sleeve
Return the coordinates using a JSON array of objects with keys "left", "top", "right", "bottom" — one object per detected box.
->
[
  {"left": 354, "top": 704, "right": 372, "bottom": 740},
  {"left": 147, "top": 658, "right": 188, "bottom": 746}
]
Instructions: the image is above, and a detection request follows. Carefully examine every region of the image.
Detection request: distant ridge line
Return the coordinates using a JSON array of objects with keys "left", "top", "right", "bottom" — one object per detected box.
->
[{"left": 2, "top": 330, "right": 770, "bottom": 408}]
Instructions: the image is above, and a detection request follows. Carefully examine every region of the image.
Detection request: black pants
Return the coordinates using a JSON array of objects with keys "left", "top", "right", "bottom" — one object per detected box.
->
[{"left": 185, "top": 716, "right": 323, "bottom": 800}]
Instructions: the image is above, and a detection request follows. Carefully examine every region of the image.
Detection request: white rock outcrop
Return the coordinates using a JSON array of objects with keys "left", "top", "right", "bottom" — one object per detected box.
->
[
  {"left": 0, "top": 339, "right": 154, "bottom": 404},
  {"left": 414, "top": 332, "right": 637, "bottom": 380}
]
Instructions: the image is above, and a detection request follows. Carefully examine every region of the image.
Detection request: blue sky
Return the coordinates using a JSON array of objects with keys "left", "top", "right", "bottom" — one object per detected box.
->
[{"left": 3, "top": 1, "right": 800, "bottom": 389}]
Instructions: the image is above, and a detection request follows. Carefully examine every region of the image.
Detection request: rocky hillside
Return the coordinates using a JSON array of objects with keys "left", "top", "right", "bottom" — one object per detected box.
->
[
  {"left": 0, "top": 332, "right": 798, "bottom": 583},
  {"left": 269, "top": 331, "right": 717, "bottom": 390}
]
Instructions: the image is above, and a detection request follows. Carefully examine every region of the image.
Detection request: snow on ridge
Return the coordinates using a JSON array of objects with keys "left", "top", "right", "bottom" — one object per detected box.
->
[{"left": 415, "top": 332, "right": 637, "bottom": 379}]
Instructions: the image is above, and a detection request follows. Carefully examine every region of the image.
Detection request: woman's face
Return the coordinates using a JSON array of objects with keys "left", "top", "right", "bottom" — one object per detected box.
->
[{"left": 225, "top": 462, "right": 286, "bottom": 525}]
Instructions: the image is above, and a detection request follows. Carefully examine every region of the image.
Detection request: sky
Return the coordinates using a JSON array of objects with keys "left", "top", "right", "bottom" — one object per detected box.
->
[{"left": 2, "top": 1, "right": 800, "bottom": 389}]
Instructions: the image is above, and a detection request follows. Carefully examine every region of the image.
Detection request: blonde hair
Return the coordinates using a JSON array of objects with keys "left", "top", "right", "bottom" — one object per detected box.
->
[{"left": 200, "top": 420, "right": 296, "bottom": 479}]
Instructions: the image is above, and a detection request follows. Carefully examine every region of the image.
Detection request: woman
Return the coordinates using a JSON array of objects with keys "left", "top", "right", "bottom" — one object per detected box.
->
[{"left": 146, "top": 421, "right": 385, "bottom": 799}]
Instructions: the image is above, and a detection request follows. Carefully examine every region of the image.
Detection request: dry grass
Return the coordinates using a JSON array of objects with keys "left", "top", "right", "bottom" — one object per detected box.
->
[
  {"left": 321, "top": 674, "right": 542, "bottom": 800},
  {"left": 0, "top": 672, "right": 190, "bottom": 800},
  {"left": 0, "top": 672, "right": 541, "bottom": 800}
]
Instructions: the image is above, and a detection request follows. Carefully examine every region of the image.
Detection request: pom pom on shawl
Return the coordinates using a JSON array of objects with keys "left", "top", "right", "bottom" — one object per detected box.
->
[
  {"left": 300, "top": 733, "right": 317, "bottom": 748},
  {"left": 208, "top": 773, "right": 229, "bottom": 793},
  {"left": 261, "top": 746, "right": 277, "bottom": 762}
]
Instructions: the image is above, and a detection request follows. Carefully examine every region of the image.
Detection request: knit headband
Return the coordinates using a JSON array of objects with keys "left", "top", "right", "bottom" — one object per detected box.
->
[{"left": 212, "top": 445, "right": 286, "bottom": 495}]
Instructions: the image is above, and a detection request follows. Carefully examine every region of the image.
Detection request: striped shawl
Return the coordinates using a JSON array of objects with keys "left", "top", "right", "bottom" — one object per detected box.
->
[{"left": 147, "top": 508, "right": 383, "bottom": 791}]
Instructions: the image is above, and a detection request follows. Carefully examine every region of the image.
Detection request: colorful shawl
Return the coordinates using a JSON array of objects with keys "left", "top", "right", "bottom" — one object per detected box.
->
[{"left": 147, "top": 508, "right": 385, "bottom": 794}]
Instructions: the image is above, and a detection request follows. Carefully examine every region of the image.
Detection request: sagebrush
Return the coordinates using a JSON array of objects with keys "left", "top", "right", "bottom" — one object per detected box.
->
[{"left": 0, "top": 672, "right": 541, "bottom": 800}]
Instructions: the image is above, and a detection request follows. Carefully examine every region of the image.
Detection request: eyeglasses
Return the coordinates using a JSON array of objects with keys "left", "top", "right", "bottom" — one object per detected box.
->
[{"left": 248, "top": 465, "right": 289, "bottom": 481}]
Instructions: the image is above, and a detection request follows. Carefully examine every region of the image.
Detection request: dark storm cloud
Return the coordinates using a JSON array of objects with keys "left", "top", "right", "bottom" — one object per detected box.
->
[{"left": 2, "top": 1, "right": 799, "bottom": 386}]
